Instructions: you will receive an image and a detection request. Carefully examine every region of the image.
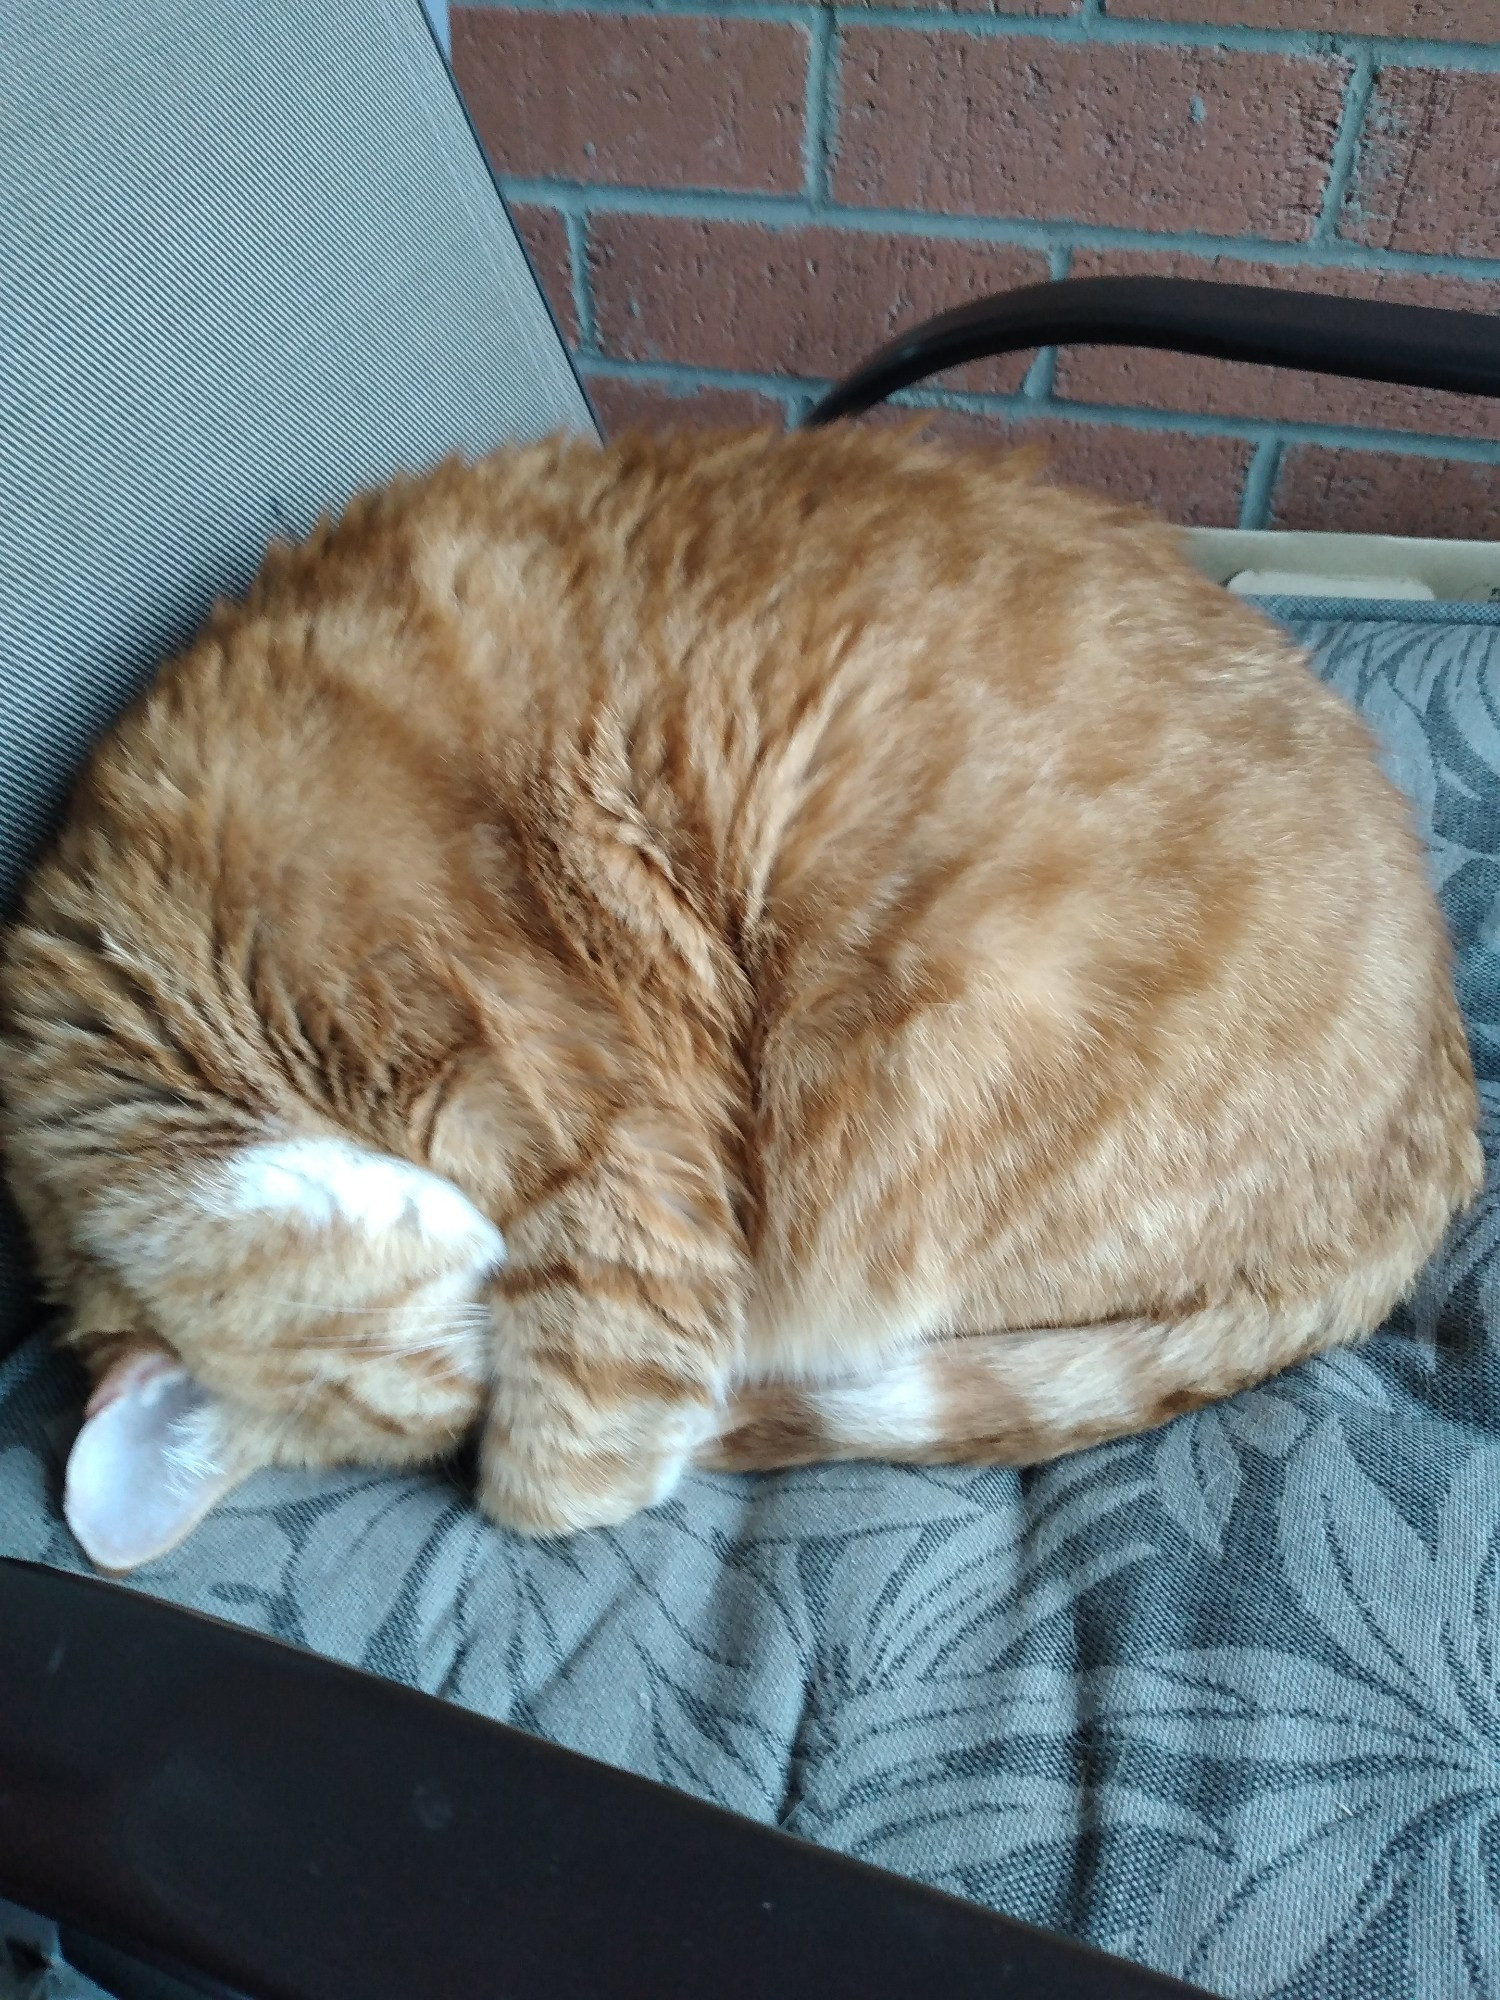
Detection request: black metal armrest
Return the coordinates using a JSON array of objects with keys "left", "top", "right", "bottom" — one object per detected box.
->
[
  {"left": 804, "top": 275, "right": 1500, "bottom": 427},
  {"left": 0, "top": 1558, "right": 1206, "bottom": 2000}
]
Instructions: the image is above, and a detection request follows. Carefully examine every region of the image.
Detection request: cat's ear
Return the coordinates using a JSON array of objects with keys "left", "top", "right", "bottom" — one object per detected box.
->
[{"left": 64, "top": 1351, "right": 244, "bottom": 1571}]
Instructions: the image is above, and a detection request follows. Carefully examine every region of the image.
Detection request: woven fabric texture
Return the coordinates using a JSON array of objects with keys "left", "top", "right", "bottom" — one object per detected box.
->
[{"left": 3, "top": 606, "right": 1497, "bottom": 1999}]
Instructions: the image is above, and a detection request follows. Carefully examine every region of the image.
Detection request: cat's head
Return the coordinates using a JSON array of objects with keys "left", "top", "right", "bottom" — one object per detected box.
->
[{"left": 19, "top": 1134, "right": 506, "bottom": 1572}]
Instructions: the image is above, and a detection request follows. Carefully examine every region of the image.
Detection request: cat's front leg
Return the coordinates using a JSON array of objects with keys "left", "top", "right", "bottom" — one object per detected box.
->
[{"left": 478, "top": 1143, "right": 747, "bottom": 1536}]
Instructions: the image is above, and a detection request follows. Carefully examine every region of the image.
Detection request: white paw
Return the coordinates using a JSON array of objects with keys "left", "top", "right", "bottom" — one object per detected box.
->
[{"left": 207, "top": 1139, "right": 505, "bottom": 1261}]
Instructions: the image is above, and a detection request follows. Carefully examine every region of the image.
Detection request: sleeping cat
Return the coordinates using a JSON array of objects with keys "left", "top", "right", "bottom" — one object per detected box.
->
[{"left": 0, "top": 426, "right": 1481, "bottom": 1573}]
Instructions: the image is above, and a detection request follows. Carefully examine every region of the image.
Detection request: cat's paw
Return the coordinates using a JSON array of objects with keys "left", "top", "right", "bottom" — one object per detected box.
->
[
  {"left": 478, "top": 1384, "right": 720, "bottom": 1536},
  {"left": 477, "top": 1402, "right": 714, "bottom": 1537},
  {"left": 477, "top": 1447, "right": 689, "bottom": 1536}
]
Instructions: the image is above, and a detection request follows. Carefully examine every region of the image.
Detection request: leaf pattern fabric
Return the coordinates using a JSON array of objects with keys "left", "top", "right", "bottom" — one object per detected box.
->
[{"left": 3, "top": 603, "right": 1497, "bottom": 1999}]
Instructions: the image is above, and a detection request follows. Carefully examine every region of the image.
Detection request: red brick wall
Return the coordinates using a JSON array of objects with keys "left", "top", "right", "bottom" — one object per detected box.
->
[{"left": 449, "top": 2, "right": 1500, "bottom": 534}]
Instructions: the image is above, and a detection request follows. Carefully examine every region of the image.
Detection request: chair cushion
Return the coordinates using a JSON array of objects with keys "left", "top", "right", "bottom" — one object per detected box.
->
[{"left": 4, "top": 601, "right": 1497, "bottom": 2000}]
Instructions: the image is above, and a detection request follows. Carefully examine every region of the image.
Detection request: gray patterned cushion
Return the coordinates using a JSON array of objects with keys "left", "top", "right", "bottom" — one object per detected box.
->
[{"left": 3, "top": 605, "right": 1497, "bottom": 2000}]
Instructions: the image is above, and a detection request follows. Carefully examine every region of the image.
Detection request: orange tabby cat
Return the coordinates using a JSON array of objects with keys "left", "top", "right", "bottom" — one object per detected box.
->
[{"left": 0, "top": 427, "right": 1480, "bottom": 1572}]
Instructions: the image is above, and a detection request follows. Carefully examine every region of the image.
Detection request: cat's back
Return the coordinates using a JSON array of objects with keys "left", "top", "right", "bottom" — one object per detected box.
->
[
  {"left": 474, "top": 430, "right": 1416, "bottom": 986},
  {"left": 73, "top": 422, "right": 1352, "bottom": 833},
  {"left": 443, "top": 435, "right": 1455, "bottom": 1181},
  {"left": 21, "top": 426, "right": 1437, "bottom": 1030}
]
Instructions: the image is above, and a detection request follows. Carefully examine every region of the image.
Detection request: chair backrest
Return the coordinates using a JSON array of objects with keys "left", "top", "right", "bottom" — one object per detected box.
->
[{"left": 0, "top": 0, "right": 596, "bottom": 1348}]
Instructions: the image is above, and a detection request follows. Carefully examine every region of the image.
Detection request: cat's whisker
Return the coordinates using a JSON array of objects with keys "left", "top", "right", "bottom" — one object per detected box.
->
[
  {"left": 353, "top": 1332, "right": 484, "bottom": 1360},
  {"left": 251, "top": 1298, "right": 490, "bottom": 1320},
  {"left": 160, "top": 1404, "right": 223, "bottom": 1496}
]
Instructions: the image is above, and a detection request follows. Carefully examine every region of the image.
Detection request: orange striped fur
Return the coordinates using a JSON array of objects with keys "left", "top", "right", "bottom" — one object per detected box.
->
[{"left": 0, "top": 427, "right": 1480, "bottom": 1566}]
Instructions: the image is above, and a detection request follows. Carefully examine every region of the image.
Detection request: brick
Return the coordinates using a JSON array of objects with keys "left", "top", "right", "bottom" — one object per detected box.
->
[
  {"left": 451, "top": 9, "right": 806, "bottom": 194},
  {"left": 509, "top": 203, "right": 578, "bottom": 348},
  {"left": 868, "top": 409, "right": 1251, "bottom": 525},
  {"left": 1057, "top": 254, "right": 1500, "bottom": 442},
  {"left": 1105, "top": 0, "right": 1492, "bottom": 32},
  {"left": 1343, "top": 70, "right": 1500, "bottom": 259},
  {"left": 590, "top": 216, "right": 1045, "bottom": 393},
  {"left": 848, "top": 0, "right": 1076, "bottom": 12},
  {"left": 1028, "top": 422, "right": 1251, "bottom": 526},
  {"left": 585, "top": 376, "right": 787, "bottom": 438},
  {"left": 1272, "top": 447, "right": 1500, "bottom": 539},
  {"left": 833, "top": 32, "right": 1349, "bottom": 240}
]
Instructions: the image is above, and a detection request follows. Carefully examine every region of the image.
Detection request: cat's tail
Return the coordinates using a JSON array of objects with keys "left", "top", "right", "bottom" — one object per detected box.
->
[{"left": 697, "top": 1255, "right": 1420, "bottom": 1473}]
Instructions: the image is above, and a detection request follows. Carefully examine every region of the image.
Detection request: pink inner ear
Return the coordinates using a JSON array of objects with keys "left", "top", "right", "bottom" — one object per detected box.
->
[
  {"left": 65, "top": 1353, "right": 240, "bottom": 1574},
  {"left": 85, "top": 1347, "right": 182, "bottom": 1418}
]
